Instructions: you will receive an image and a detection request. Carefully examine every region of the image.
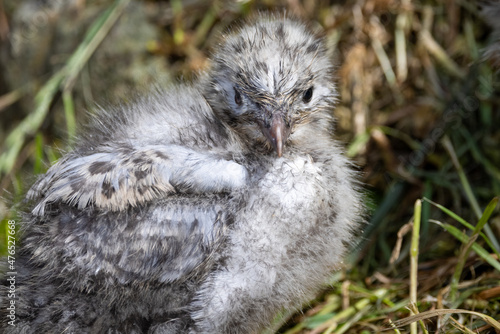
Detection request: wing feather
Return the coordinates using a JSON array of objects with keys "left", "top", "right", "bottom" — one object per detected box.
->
[
  {"left": 28, "top": 144, "right": 247, "bottom": 215},
  {"left": 22, "top": 195, "right": 231, "bottom": 288}
]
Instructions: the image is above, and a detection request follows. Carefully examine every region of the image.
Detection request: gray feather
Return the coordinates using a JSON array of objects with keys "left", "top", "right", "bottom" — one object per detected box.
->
[
  {"left": 1, "top": 15, "right": 363, "bottom": 334},
  {"left": 29, "top": 144, "right": 247, "bottom": 215}
]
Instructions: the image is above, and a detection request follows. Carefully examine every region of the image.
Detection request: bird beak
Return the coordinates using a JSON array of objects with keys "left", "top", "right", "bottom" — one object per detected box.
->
[{"left": 260, "top": 114, "right": 290, "bottom": 157}]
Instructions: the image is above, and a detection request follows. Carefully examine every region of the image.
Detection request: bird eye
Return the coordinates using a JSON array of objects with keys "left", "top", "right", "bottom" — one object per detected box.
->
[
  {"left": 303, "top": 86, "right": 314, "bottom": 103},
  {"left": 234, "top": 88, "right": 243, "bottom": 106}
]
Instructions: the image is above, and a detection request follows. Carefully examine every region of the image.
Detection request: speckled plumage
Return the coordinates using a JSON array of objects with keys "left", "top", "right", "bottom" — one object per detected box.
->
[{"left": 1, "top": 15, "right": 362, "bottom": 334}]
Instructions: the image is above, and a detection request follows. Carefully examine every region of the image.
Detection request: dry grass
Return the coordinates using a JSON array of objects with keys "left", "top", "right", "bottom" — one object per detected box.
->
[{"left": 0, "top": 0, "right": 499, "bottom": 333}]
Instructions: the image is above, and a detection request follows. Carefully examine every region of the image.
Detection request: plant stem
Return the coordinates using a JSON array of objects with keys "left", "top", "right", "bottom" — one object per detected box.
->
[{"left": 410, "top": 199, "right": 422, "bottom": 334}]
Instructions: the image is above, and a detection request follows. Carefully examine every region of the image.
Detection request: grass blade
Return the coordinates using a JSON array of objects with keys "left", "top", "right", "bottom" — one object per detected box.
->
[
  {"left": 62, "top": 89, "right": 76, "bottom": 143},
  {"left": 435, "top": 222, "right": 500, "bottom": 272},
  {"left": 392, "top": 309, "right": 500, "bottom": 331},
  {"left": 423, "top": 197, "right": 500, "bottom": 257},
  {"left": 442, "top": 135, "right": 500, "bottom": 251},
  {"left": 410, "top": 199, "right": 421, "bottom": 334},
  {"left": 474, "top": 197, "right": 499, "bottom": 234},
  {"left": 0, "top": 0, "right": 131, "bottom": 177},
  {"left": 423, "top": 197, "right": 472, "bottom": 229}
]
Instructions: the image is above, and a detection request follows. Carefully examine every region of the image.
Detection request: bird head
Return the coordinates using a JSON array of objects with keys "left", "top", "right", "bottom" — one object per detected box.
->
[{"left": 205, "top": 15, "right": 338, "bottom": 157}]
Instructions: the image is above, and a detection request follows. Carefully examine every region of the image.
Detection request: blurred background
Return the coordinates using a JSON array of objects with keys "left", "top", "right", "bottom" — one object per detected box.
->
[{"left": 0, "top": 0, "right": 499, "bottom": 333}]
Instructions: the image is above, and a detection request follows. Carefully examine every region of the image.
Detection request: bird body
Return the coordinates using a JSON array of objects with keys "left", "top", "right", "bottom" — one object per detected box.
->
[
  {"left": 1, "top": 15, "right": 362, "bottom": 334},
  {"left": 2, "top": 85, "right": 245, "bottom": 333},
  {"left": 191, "top": 149, "right": 358, "bottom": 334}
]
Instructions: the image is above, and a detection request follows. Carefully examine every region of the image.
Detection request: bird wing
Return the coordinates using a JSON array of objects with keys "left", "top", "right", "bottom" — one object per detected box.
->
[
  {"left": 23, "top": 194, "right": 231, "bottom": 288},
  {"left": 28, "top": 144, "right": 247, "bottom": 215}
]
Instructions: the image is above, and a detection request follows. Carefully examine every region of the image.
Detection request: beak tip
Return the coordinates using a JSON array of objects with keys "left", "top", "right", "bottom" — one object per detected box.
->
[
  {"left": 260, "top": 113, "right": 289, "bottom": 158},
  {"left": 276, "top": 144, "right": 283, "bottom": 157}
]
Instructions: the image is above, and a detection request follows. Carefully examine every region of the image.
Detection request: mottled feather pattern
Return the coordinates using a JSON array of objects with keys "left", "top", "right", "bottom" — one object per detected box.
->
[
  {"left": 29, "top": 144, "right": 247, "bottom": 215},
  {"left": 28, "top": 86, "right": 248, "bottom": 215},
  {"left": 24, "top": 196, "right": 230, "bottom": 287},
  {"left": 1, "top": 14, "right": 363, "bottom": 334},
  {"left": 204, "top": 16, "right": 338, "bottom": 152}
]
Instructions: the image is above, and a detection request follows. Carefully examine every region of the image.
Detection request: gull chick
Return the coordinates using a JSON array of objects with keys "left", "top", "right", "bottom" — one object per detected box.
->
[{"left": 0, "top": 15, "right": 362, "bottom": 334}]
